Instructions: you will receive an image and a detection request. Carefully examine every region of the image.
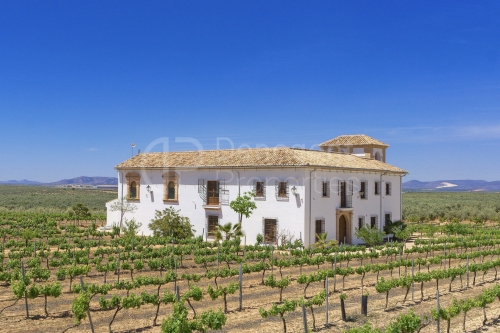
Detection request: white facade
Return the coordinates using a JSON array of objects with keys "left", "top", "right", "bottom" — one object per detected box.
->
[{"left": 106, "top": 166, "right": 404, "bottom": 247}]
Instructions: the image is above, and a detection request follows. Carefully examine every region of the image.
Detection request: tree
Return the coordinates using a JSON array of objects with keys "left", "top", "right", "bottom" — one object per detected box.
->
[
  {"left": 229, "top": 191, "right": 256, "bottom": 226},
  {"left": 214, "top": 222, "right": 244, "bottom": 242},
  {"left": 109, "top": 197, "right": 137, "bottom": 232},
  {"left": 123, "top": 218, "right": 142, "bottom": 240},
  {"left": 71, "top": 203, "right": 91, "bottom": 222},
  {"left": 355, "top": 226, "right": 385, "bottom": 250},
  {"left": 148, "top": 207, "right": 194, "bottom": 239}
]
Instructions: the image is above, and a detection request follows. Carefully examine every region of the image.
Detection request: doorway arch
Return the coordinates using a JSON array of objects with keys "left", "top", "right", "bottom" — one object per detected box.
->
[
  {"left": 338, "top": 215, "right": 347, "bottom": 244},
  {"left": 336, "top": 210, "right": 353, "bottom": 244}
]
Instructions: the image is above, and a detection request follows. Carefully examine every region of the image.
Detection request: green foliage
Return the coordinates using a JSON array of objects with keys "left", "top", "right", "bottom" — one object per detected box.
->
[
  {"left": 312, "top": 232, "right": 338, "bottom": 249},
  {"left": 214, "top": 222, "right": 244, "bottom": 242},
  {"left": 256, "top": 233, "right": 264, "bottom": 245},
  {"left": 403, "top": 192, "right": 500, "bottom": 222},
  {"left": 259, "top": 299, "right": 298, "bottom": 333},
  {"left": 385, "top": 309, "right": 421, "bottom": 333},
  {"left": 123, "top": 218, "right": 142, "bottom": 239},
  {"left": 0, "top": 185, "right": 115, "bottom": 217},
  {"left": 72, "top": 291, "right": 91, "bottom": 325},
  {"left": 71, "top": 203, "right": 91, "bottom": 221},
  {"left": 148, "top": 207, "right": 194, "bottom": 239},
  {"left": 161, "top": 302, "right": 227, "bottom": 333},
  {"left": 355, "top": 226, "right": 385, "bottom": 248},
  {"left": 229, "top": 191, "right": 256, "bottom": 225}
]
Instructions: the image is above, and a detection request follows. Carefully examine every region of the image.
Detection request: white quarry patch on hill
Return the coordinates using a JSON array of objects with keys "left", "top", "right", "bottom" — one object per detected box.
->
[{"left": 436, "top": 182, "right": 458, "bottom": 188}]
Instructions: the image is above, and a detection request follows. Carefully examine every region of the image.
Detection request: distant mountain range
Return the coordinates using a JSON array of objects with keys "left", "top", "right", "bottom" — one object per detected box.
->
[
  {"left": 403, "top": 180, "right": 500, "bottom": 192},
  {"left": 0, "top": 176, "right": 118, "bottom": 186},
  {"left": 2, "top": 177, "right": 499, "bottom": 192}
]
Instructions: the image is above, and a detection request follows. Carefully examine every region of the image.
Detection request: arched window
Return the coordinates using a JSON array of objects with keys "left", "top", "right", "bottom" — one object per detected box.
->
[
  {"left": 125, "top": 172, "right": 141, "bottom": 201},
  {"left": 130, "top": 181, "right": 137, "bottom": 199},
  {"left": 168, "top": 181, "right": 175, "bottom": 199},
  {"left": 162, "top": 171, "right": 179, "bottom": 202}
]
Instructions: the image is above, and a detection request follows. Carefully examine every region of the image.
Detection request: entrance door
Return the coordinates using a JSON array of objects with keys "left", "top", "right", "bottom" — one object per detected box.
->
[{"left": 338, "top": 215, "right": 347, "bottom": 244}]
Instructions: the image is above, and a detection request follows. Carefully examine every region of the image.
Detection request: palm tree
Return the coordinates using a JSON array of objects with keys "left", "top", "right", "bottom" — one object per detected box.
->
[
  {"left": 215, "top": 222, "right": 245, "bottom": 242},
  {"left": 313, "top": 232, "right": 338, "bottom": 249}
]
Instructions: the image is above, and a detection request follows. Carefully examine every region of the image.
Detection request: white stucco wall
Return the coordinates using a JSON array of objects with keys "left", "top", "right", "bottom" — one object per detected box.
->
[
  {"left": 110, "top": 168, "right": 307, "bottom": 245},
  {"left": 107, "top": 167, "right": 403, "bottom": 247}
]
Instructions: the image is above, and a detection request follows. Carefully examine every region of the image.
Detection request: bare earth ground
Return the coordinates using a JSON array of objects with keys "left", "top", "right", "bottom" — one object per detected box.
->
[{"left": 1, "top": 235, "right": 500, "bottom": 333}]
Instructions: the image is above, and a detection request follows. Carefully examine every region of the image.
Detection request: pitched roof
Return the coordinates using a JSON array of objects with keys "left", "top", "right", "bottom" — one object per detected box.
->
[
  {"left": 115, "top": 147, "right": 406, "bottom": 174},
  {"left": 318, "top": 134, "right": 389, "bottom": 147}
]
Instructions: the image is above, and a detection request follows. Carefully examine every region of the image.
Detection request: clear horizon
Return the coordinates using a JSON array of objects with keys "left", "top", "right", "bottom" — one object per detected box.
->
[{"left": 1, "top": 1, "right": 499, "bottom": 182}]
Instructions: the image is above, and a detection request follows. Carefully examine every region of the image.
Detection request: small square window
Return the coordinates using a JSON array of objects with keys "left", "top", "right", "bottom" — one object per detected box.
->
[
  {"left": 322, "top": 181, "right": 330, "bottom": 197},
  {"left": 255, "top": 181, "right": 265, "bottom": 198},
  {"left": 358, "top": 217, "right": 364, "bottom": 229}
]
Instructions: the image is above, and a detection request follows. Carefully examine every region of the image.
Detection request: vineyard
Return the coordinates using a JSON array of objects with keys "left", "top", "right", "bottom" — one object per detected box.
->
[
  {"left": 1, "top": 212, "right": 500, "bottom": 332},
  {"left": 0, "top": 185, "right": 116, "bottom": 218}
]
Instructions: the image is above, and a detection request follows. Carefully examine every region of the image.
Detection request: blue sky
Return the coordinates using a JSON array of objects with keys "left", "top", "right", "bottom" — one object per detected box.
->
[{"left": 1, "top": 1, "right": 499, "bottom": 182}]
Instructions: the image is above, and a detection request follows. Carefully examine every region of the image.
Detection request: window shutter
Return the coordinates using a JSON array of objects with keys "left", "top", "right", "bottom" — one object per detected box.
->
[
  {"left": 365, "top": 182, "right": 368, "bottom": 199},
  {"left": 285, "top": 181, "right": 289, "bottom": 198},
  {"left": 349, "top": 180, "right": 353, "bottom": 196},
  {"left": 326, "top": 181, "right": 330, "bottom": 198},
  {"left": 253, "top": 180, "right": 256, "bottom": 194},
  {"left": 338, "top": 180, "right": 341, "bottom": 195},
  {"left": 262, "top": 181, "right": 266, "bottom": 198},
  {"left": 275, "top": 180, "right": 279, "bottom": 198},
  {"left": 388, "top": 182, "right": 392, "bottom": 195},
  {"left": 321, "top": 220, "right": 325, "bottom": 234}
]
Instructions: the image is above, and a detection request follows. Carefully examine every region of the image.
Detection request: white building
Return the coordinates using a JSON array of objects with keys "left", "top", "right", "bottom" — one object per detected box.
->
[{"left": 106, "top": 135, "right": 407, "bottom": 246}]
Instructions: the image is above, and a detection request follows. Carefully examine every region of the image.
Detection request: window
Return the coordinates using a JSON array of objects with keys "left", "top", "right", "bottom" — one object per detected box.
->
[
  {"left": 374, "top": 181, "right": 380, "bottom": 195},
  {"left": 385, "top": 182, "right": 392, "bottom": 196},
  {"left": 370, "top": 216, "right": 378, "bottom": 228},
  {"left": 163, "top": 172, "right": 179, "bottom": 201},
  {"left": 315, "top": 219, "right": 325, "bottom": 242},
  {"left": 322, "top": 181, "right": 330, "bottom": 198},
  {"left": 358, "top": 216, "right": 365, "bottom": 229},
  {"left": 338, "top": 180, "right": 353, "bottom": 208},
  {"left": 360, "top": 181, "right": 367, "bottom": 199},
  {"left": 374, "top": 152, "right": 381, "bottom": 161},
  {"left": 254, "top": 181, "right": 266, "bottom": 199},
  {"left": 207, "top": 181, "right": 220, "bottom": 205},
  {"left": 207, "top": 215, "right": 219, "bottom": 238},
  {"left": 385, "top": 213, "right": 392, "bottom": 227},
  {"left": 130, "top": 181, "right": 137, "bottom": 199},
  {"left": 168, "top": 182, "right": 175, "bottom": 199},
  {"left": 263, "top": 219, "right": 278, "bottom": 243},
  {"left": 125, "top": 172, "right": 141, "bottom": 201},
  {"left": 275, "top": 181, "right": 288, "bottom": 200}
]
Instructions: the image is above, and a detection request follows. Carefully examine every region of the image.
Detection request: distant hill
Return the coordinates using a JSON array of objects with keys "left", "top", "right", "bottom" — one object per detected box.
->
[
  {"left": 0, "top": 179, "right": 42, "bottom": 185},
  {"left": 403, "top": 180, "right": 500, "bottom": 192},
  {"left": 47, "top": 176, "right": 117, "bottom": 186},
  {"left": 0, "top": 176, "right": 117, "bottom": 186}
]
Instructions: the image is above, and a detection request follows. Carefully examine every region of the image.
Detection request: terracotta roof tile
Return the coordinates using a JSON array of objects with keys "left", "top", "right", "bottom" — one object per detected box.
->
[
  {"left": 115, "top": 147, "right": 406, "bottom": 174},
  {"left": 318, "top": 134, "right": 389, "bottom": 147}
]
